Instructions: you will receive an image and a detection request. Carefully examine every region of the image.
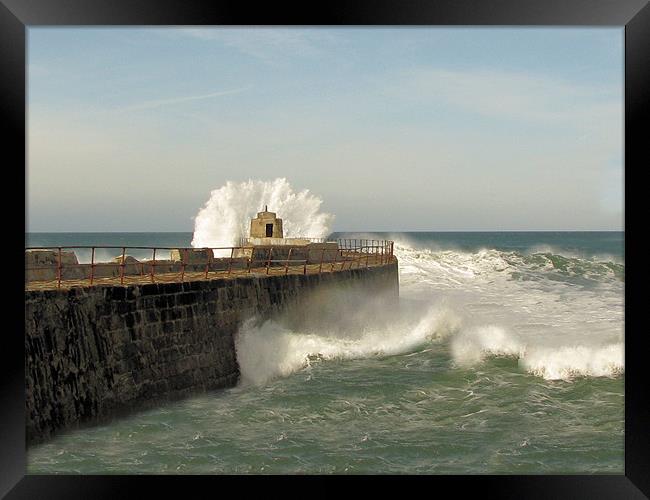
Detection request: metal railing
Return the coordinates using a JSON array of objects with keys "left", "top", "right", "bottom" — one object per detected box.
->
[
  {"left": 25, "top": 239, "right": 394, "bottom": 290},
  {"left": 238, "top": 236, "right": 328, "bottom": 246}
]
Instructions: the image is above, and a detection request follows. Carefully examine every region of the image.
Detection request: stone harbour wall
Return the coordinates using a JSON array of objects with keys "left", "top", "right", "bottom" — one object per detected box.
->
[
  {"left": 25, "top": 262, "right": 399, "bottom": 445},
  {"left": 25, "top": 249, "right": 250, "bottom": 282}
]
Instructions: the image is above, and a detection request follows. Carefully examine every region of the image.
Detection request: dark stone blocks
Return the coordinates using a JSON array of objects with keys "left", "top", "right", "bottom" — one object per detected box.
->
[{"left": 25, "top": 262, "right": 399, "bottom": 445}]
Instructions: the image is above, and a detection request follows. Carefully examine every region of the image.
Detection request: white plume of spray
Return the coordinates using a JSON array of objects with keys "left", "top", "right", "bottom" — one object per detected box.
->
[
  {"left": 191, "top": 178, "right": 334, "bottom": 249},
  {"left": 200, "top": 199, "right": 623, "bottom": 385}
]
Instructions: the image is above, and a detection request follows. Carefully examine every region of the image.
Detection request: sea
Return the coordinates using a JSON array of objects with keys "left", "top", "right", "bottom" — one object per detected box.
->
[{"left": 25, "top": 230, "right": 624, "bottom": 474}]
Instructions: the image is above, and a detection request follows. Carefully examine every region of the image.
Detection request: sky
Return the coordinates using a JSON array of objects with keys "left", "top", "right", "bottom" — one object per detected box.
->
[{"left": 27, "top": 27, "right": 624, "bottom": 232}]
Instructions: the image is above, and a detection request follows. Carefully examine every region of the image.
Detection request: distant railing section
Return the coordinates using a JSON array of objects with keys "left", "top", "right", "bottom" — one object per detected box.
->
[
  {"left": 25, "top": 239, "right": 395, "bottom": 290},
  {"left": 238, "top": 236, "right": 328, "bottom": 246}
]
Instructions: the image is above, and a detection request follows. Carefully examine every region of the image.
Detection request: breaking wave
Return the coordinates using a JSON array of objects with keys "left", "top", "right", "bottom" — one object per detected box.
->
[
  {"left": 235, "top": 304, "right": 461, "bottom": 387},
  {"left": 450, "top": 325, "right": 624, "bottom": 380},
  {"left": 195, "top": 182, "right": 623, "bottom": 384},
  {"left": 396, "top": 239, "right": 624, "bottom": 380},
  {"left": 234, "top": 237, "right": 624, "bottom": 384},
  {"left": 191, "top": 178, "right": 334, "bottom": 249}
]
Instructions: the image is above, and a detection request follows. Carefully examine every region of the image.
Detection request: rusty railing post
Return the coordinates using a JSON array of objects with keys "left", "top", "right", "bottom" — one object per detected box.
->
[
  {"left": 318, "top": 247, "right": 325, "bottom": 274},
  {"left": 57, "top": 247, "right": 62, "bottom": 289},
  {"left": 348, "top": 244, "right": 353, "bottom": 269},
  {"left": 119, "top": 247, "right": 126, "bottom": 285},
  {"left": 181, "top": 248, "right": 187, "bottom": 282},
  {"left": 227, "top": 247, "right": 234, "bottom": 276},
  {"left": 205, "top": 248, "right": 211, "bottom": 279},
  {"left": 89, "top": 247, "right": 95, "bottom": 285},
  {"left": 150, "top": 248, "right": 156, "bottom": 282},
  {"left": 285, "top": 247, "right": 293, "bottom": 275},
  {"left": 138, "top": 250, "right": 145, "bottom": 278}
]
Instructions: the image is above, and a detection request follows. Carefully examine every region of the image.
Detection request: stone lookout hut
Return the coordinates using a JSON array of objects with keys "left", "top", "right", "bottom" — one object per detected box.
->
[
  {"left": 238, "top": 206, "right": 339, "bottom": 263},
  {"left": 250, "top": 205, "right": 283, "bottom": 239}
]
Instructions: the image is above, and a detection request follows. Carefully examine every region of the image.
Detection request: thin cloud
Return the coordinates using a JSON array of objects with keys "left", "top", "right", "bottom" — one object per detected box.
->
[
  {"left": 176, "top": 28, "right": 339, "bottom": 65},
  {"left": 116, "top": 86, "right": 251, "bottom": 112},
  {"left": 386, "top": 68, "right": 621, "bottom": 125}
]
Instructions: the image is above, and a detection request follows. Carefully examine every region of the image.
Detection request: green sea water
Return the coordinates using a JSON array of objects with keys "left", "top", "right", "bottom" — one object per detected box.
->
[{"left": 26, "top": 232, "right": 624, "bottom": 474}]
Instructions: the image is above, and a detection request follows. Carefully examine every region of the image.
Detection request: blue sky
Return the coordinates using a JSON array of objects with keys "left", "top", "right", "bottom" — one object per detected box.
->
[{"left": 27, "top": 27, "right": 623, "bottom": 231}]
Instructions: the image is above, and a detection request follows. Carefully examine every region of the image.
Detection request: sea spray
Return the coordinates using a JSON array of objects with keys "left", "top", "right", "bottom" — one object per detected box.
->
[
  {"left": 234, "top": 236, "right": 624, "bottom": 385},
  {"left": 394, "top": 239, "right": 624, "bottom": 380},
  {"left": 451, "top": 325, "right": 525, "bottom": 367},
  {"left": 448, "top": 325, "right": 623, "bottom": 380},
  {"left": 235, "top": 302, "right": 462, "bottom": 386},
  {"left": 26, "top": 231, "right": 625, "bottom": 474},
  {"left": 519, "top": 343, "right": 624, "bottom": 380},
  {"left": 191, "top": 178, "right": 334, "bottom": 250}
]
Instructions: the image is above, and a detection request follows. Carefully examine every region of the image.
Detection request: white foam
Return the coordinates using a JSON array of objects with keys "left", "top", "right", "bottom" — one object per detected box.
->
[
  {"left": 202, "top": 201, "right": 623, "bottom": 385},
  {"left": 519, "top": 343, "right": 624, "bottom": 380},
  {"left": 191, "top": 178, "right": 334, "bottom": 250},
  {"left": 451, "top": 325, "right": 524, "bottom": 366},
  {"left": 233, "top": 236, "right": 623, "bottom": 384},
  {"left": 449, "top": 324, "right": 623, "bottom": 380},
  {"left": 393, "top": 239, "right": 624, "bottom": 381},
  {"left": 235, "top": 305, "right": 461, "bottom": 386}
]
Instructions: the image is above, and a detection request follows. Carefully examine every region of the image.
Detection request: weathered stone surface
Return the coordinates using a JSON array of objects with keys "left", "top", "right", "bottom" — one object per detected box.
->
[
  {"left": 170, "top": 248, "right": 214, "bottom": 264},
  {"left": 25, "top": 252, "right": 251, "bottom": 283},
  {"left": 112, "top": 255, "right": 142, "bottom": 276},
  {"left": 238, "top": 242, "right": 340, "bottom": 265},
  {"left": 25, "top": 262, "right": 399, "bottom": 445},
  {"left": 25, "top": 249, "right": 85, "bottom": 281}
]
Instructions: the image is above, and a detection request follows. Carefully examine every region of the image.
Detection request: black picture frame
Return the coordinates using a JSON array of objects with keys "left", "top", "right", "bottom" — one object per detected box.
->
[{"left": 2, "top": 0, "right": 648, "bottom": 497}]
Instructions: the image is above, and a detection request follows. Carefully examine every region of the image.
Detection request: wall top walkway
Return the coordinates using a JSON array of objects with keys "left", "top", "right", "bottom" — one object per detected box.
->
[{"left": 25, "top": 239, "right": 395, "bottom": 292}]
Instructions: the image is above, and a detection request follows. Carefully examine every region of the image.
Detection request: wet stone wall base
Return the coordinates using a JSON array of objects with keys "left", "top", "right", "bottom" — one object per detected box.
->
[{"left": 25, "top": 262, "right": 398, "bottom": 445}]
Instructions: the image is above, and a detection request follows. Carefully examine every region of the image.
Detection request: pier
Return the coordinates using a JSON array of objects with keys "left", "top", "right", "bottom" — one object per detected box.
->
[
  {"left": 24, "top": 238, "right": 398, "bottom": 444},
  {"left": 25, "top": 239, "right": 394, "bottom": 291}
]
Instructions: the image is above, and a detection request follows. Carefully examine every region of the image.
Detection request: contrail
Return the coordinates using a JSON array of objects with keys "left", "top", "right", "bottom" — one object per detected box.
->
[{"left": 118, "top": 86, "right": 251, "bottom": 112}]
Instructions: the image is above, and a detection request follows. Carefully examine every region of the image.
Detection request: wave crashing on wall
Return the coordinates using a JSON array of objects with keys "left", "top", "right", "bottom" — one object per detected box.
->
[{"left": 191, "top": 178, "right": 334, "bottom": 249}]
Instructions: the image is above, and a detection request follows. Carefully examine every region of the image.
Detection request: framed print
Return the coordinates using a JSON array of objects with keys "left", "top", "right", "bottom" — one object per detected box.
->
[{"left": 1, "top": 0, "right": 648, "bottom": 497}]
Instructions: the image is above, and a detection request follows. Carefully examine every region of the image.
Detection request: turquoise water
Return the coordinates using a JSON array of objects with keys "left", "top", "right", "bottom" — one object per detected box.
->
[{"left": 26, "top": 232, "right": 624, "bottom": 474}]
